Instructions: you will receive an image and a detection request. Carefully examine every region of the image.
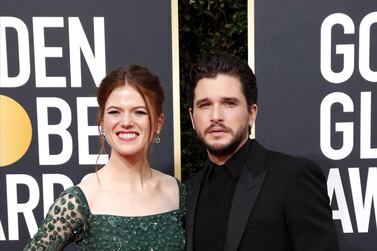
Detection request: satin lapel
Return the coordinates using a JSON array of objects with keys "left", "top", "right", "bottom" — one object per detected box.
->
[
  {"left": 224, "top": 141, "right": 268, "bottom": 251},
  {"left": 185, "top": 169, "right": 207, "bottom": 251}
]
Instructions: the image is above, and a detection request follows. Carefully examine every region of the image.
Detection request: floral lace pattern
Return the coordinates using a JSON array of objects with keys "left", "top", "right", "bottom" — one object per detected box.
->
[
  {"left": 24, "top": 181, "right": 186, "bottom": 251},
  {"left": 23, "top": 187, "right": 88, "bottom": 251}
]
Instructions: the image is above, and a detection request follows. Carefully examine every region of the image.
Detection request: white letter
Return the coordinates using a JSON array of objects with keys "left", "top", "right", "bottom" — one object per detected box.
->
[
  {"left": 42, "top": 174, "right": 73, "bottom": 216},
  {"left": 7, "top": 174, "right": 39, "bottom": 239},
  {"left": 349, "top": 167, "right": 377, "bottom": 233},
  {"left": 320, "top": 92, "right": 354, "bottom": 160},
  {"left": 0, "top": 219, "right": 5, "bottom": 240},
  {"left": 360, "top": 92, "right": 377, "bottom": 158},
  {"left": 359, "top": 12, "right": 377, "bottom": 82},
  {"left": 69, "top": 17, "right": 106, "bottom": 87},
  {"left": 33, "top": 17, "right": 66, "bottom": 87},
  {"left": 320, "top": 13, "right": 355, "bottom": 83},
  {"left": 0, "top": 16, "right": 30, "bottom": 87},
  {"left": 327, "top": 168, "right": 353, "bottom": 233},
  {"left": 37, "top": 97, "right": 72, "bottom": 165},
  {"left": 77, "top": 97, "right": 108, "bottom": 165}
]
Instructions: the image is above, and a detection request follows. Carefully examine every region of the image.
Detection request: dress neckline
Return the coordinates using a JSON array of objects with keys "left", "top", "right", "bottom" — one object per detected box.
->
[{"left": 73, "top": 179, "right": 182, "bottom": 218}]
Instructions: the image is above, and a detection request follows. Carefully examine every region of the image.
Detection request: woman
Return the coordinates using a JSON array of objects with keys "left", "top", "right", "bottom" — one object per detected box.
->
[{"left": 24, "top": 65, "right": 186, "bottom": 250}]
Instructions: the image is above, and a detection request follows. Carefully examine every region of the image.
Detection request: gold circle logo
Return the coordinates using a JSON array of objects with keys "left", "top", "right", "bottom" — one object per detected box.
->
[{"left": 0, "top": 95, "right": 32, "bottom": 167}]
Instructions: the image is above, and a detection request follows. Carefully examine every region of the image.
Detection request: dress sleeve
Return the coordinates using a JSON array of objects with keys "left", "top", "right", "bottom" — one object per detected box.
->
[
  {"left": 23, "top": 187, "right": 88, "bottom": 251},
  {"left": 177, "top": 180, "right": 187, "bottom": 216}
]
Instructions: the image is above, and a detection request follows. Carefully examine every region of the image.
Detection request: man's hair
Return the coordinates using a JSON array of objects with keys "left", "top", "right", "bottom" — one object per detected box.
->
[{"left": 188, "top": 53, "right": 257, "bottom": 108}]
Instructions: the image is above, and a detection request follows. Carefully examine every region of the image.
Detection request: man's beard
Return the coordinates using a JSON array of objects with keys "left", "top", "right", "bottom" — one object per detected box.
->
[{"left": 196, "top": 123, "right": 248, "bottom": 157}]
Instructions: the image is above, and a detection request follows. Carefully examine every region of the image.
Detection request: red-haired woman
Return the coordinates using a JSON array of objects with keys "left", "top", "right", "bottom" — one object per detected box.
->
[{"left": 24, "top": 65, "right": 186, "bottom": 251}]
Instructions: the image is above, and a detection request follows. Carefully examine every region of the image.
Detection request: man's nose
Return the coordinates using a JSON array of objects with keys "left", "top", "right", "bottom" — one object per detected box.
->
[{"left": 210, "top": 104, "right": 224, "bottom": 123}]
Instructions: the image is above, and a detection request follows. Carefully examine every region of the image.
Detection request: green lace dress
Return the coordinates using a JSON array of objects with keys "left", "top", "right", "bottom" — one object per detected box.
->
[{"left": 23, "top": 181, "right": 186, "bottom": 251}]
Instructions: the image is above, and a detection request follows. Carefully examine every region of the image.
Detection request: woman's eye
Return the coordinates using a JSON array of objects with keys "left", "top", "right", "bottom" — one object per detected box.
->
[
  {"left": 135, "top": 110, "right": 147, "bottom": 116},
  {"left": 107, "top": 110, "right": 119, "bottom": 114}
]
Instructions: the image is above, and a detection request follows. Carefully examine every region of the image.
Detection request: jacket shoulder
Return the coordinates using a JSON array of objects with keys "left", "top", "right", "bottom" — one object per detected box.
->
[
  {"left": 262, "top": 148, "right": 326, "bottom": 182},
  {"left": 183, "top": 168, "right": 207, "bottom": 186}
]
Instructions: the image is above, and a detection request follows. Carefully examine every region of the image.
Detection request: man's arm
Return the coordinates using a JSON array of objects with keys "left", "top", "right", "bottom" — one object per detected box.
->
[{"left": 285, "top": 160, "right": 339, "bottom": 251}]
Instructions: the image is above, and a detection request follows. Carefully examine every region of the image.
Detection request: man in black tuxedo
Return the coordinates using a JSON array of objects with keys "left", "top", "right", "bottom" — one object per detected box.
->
[{"left": 185, "top": 53, "right": 339, "bottom": 251}]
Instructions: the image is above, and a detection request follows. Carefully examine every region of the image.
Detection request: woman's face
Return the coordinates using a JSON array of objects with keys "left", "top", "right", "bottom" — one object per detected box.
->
[{"left": 101, "top": 85, "right": 152, "bottom": 158}]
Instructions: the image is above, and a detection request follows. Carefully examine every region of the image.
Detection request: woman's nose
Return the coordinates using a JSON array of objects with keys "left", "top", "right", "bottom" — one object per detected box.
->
[{"left": 120, "top": 112, "right": 134, "bottom": 126}]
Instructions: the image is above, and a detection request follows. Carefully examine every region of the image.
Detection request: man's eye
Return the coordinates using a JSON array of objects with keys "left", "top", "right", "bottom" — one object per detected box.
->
[
  {"left": 225, "top": 102, "right": 236, "bottom": 107},
  {"left": 199, "top": 103, "right": 209, "bottom": 108}
]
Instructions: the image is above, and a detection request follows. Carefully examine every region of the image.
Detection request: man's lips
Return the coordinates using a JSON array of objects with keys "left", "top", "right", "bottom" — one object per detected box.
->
[
  {"left": 205, "top": 124, "right": 229, "bottom": 135},
  {"left": 208, "top": 128, "right": 227, "bottom": 133}
]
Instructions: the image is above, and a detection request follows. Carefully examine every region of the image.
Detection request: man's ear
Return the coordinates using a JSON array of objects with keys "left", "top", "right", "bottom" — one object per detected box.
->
[
  {"left": 248, "top": 104, "right": 258, "bottom": 127},
  {"left": 189, "top": 107, "right": 196, "bottom": 130}
]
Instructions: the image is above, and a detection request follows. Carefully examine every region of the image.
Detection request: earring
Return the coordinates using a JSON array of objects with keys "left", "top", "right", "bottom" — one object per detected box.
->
[
  {"left": 155, "top": 131, "right": 161, "bottom": 144},
  {"left": 100, "top": 127, "right": 106, "bottom": 136}
]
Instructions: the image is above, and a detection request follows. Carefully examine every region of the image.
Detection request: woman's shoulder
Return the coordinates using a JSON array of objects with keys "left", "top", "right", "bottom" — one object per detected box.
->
[
  {"left": 78, "top": 172, "right": 99, "bottom": 187},
  {"left": 46, "top": 184, "right": 91, "bottom": 221},
  {"left": 57, "top": 185, "right": 86, "bottom": 202},
  {"left": 152, "top": 170, "right": 186, "bottom": 207},
  {"left": 152, "top": 169, "right": 183, "bottom": 190},
  {"left": 76, "top": 172, "right": 99, "bottom": 207},
  {"left": 153, "top": 171, "right": 187, "bottom": 215}
]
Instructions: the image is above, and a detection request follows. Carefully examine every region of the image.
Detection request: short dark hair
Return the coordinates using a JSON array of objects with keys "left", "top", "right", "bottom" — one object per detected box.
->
[{"left": 188, "top": 53, "right": 257, "bottom": 108}]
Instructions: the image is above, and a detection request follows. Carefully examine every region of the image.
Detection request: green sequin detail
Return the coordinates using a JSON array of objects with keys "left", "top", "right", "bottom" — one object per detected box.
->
[
  {"left": 67, "top": 201, "right": 75, "bottom": 210},
  {"left": 23, "top": 181, "right": 186, "bottom": 251},
  {"left": 54, "top": 205, "right": 61, "bottom": 215},
  {"left": 47, "top": 223, "right": 54, "bottom": 232}
]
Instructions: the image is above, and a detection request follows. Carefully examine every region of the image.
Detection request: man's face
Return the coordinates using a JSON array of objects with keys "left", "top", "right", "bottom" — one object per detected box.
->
[{"left": 189, "top": 74, "right": 257, "bottom": 160}]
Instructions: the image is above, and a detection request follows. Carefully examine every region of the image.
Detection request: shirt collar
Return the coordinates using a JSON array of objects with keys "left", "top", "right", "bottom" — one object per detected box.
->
[{"left": 207, "top": 139, "right": 254, "bottom": 181}]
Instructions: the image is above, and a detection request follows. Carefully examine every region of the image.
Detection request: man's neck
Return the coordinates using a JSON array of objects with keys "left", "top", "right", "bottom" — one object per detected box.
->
[{"left": 207, "top": 138, "right": 249, "bottom": 165}]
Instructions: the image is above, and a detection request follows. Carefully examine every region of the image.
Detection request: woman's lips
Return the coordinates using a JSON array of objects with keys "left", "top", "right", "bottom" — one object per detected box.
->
[{"left": 116, "top": 131, "right": 139, "bottom": 140}]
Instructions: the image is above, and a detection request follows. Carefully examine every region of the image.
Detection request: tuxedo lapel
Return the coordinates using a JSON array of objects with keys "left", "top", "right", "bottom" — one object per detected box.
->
[
  {"left": 224, "top": 141, "right": 268, "bottom": 251},
  {"left": 185, "top": 168, "right": 207, "bottom": 251}
]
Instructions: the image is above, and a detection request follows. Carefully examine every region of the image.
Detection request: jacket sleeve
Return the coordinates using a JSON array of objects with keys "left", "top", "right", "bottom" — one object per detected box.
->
[{"left": 285, "top": 160, "right": 339, "bottom": 251}]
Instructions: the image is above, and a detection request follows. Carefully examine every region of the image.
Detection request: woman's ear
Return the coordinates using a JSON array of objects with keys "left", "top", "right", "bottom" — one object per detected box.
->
[
  {"left": 99, "top": 122, "right": 105, "bottom": 135},
  {"left": 156, "top": 113, "right": 164, "bottom": 132}
]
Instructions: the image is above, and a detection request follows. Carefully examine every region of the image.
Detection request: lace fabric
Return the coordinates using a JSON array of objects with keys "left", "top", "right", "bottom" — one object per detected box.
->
[
  {"left": 24, "top": 181, "right": 186, "bottom": 251},
  {"left": 23, "top": 187, "right": 88, "bottom": 251}
]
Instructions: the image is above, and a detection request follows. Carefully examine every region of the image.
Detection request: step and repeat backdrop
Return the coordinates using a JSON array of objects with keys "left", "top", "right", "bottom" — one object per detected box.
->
[
  {"left": 254, "top": 0, "right": 377, "bottom": 250},
  {"left": 1, "top": 0, "right": 376, "bottom": 250},
  {"left": 0, "top": 1, "right": 177, "bottom": 250}
]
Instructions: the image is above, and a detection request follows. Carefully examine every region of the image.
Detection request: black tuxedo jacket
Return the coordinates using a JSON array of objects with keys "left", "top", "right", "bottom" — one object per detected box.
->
[{"left": 185, "top": 140, "right": 339, "bottom": 251}]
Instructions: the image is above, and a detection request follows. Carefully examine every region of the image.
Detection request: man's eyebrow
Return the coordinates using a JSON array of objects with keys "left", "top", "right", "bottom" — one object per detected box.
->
[
  {"left": 221, "top": 97, "right": 240, "bottom": 103},
  {"left": 195, "top": 97, "right": 241, "bottom": 106},
  {"left": 195, "top": 98, "right": 210, "bottom": 106}
]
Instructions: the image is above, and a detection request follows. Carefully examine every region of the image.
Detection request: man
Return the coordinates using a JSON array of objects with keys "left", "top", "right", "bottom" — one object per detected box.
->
[{"left": 185, "top": 53, "right": 339, "bottom": 251}]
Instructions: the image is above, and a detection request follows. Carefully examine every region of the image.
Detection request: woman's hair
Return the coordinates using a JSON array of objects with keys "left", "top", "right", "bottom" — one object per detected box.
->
[{"left": 96, "top": 65, "right": 165, "bottom": 161}]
